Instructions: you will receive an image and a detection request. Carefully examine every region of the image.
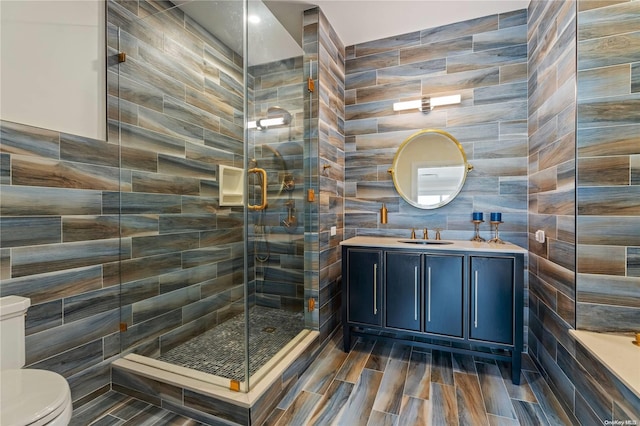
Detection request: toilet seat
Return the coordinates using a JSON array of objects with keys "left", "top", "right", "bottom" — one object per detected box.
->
[{"left": 0, "top": 369, "right": 73, "bottom": 426}]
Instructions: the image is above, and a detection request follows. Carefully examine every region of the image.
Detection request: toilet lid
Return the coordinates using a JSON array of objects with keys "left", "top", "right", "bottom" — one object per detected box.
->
[{"left": 1, "top": 369, "right": 71, "bottom": 426}]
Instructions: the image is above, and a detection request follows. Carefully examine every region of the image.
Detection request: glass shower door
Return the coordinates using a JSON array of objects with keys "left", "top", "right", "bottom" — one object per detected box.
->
[
  {"left": 108, "top": 0, "right": 313, "bottom": 393},
  {"left": 245, "top": 0, "right": 308, "bottom": 386},
  {"left": 108, "top": 0, "right": 249, "bottom": 387}
]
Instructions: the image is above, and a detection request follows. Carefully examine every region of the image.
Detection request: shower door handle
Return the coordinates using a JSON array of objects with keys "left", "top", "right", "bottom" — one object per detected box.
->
[{"left": 248, "top": 167, "right": 268, "bottom": 211}]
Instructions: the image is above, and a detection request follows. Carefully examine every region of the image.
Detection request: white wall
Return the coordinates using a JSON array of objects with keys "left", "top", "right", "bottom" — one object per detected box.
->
[{"left": 0, "top": 0, "right": 105, "bottom": 140}]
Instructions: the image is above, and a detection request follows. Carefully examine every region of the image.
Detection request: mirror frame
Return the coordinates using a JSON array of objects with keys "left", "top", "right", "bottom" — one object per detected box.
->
[{"left": 388, "top": 129, "right": 473, "bottom": 209}]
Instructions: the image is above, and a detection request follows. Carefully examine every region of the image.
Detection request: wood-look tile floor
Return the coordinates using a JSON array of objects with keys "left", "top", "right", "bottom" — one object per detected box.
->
[
  {"left": 263, "top": 335, "right": 579, "bottom": 426},
  {"left": 70, "top": 391, "right": 206, "bottom": 426},
  {"left": 72, "top": 334, "right": 579, "bottom": 425}
]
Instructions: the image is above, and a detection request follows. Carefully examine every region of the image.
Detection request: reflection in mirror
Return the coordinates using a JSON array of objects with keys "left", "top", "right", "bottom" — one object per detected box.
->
[{"left": 389, "top": 129, "right": 472, "bottom": 209}]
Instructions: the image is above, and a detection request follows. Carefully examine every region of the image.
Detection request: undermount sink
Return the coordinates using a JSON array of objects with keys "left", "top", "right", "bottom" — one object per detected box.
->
[{"left": 397, "top": 239, "right": 454, "bottom": 245}]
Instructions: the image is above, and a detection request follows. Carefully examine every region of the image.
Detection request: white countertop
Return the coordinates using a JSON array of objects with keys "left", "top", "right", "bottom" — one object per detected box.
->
[
  {"left": 570, "top": 330, "right": 640, "bottom": 399},
  {"left": 340, "top": 236, "right": 527, "bottom": 254}
]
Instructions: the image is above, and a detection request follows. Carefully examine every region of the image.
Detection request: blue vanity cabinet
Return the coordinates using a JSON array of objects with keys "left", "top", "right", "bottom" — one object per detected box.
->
[
  {"left": 341, "top": 238, "right": 525, "bottom": 385},
  {"left": 469, "top": 256, "right": 515, "bottom": 345},
  {"left": 385, "top": 252, "right": 464, "bottom": 337},
  {"left": 344, "top": 248, "right": 382, "bottom": 327},
  {"left": 424, "top": 254, "right": 464, "bottom": 338},
  {"left": 385, "top": 252, "right": 422, "bottom": 332}
]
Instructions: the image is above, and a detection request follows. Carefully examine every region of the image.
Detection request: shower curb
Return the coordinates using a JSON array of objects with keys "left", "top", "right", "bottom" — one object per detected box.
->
[{"left": 111, "top": 330, "right": 322, "bottom": 425}]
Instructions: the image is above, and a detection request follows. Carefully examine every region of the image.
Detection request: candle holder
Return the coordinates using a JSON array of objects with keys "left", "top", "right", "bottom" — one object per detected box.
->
[
  {"left": 488, "top": 221, "right": 505, "bottom": 244},
  {"left": 471, "top": 220, "right": 485, "bottom": 242}
]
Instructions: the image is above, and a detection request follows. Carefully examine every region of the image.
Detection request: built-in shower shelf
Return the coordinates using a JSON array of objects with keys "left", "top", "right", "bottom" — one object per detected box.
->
[{"left": 219, "top": 165, "right": 244, "bottom": 206}]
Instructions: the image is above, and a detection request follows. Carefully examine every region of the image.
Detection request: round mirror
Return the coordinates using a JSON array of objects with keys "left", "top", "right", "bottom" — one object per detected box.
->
[{"left": 389, "top": 129, "right": 472, "bottom": 209}]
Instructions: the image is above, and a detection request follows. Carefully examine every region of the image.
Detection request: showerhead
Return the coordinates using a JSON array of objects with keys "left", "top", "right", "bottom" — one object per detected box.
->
[
  {"left": 267, "top": 106, "right": 292, "bottom": 126},
  {"left": 251, "top": 106, "right": 292, "bottom": 132}
]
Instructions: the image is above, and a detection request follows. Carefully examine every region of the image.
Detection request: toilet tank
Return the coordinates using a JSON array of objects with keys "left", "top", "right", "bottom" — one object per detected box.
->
[{"left": 0, "top": 296, "right": 31, "bottom": 370}]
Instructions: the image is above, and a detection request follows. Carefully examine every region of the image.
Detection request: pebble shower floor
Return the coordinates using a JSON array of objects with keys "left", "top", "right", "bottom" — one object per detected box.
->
[{"left": 158, "top": 306, "right": 305, "bottom": 382}]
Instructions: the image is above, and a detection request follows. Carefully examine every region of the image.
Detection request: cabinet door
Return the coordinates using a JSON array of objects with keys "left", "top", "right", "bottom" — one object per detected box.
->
[
  {"left": 424, "top": 254, "right": 464, "bottom": 337},
  {"left": 385, "top": 252, "right": 421, "bottom": 331},
  {"left": 470, "top": 256, "right": 514, "bottom": 344},
  {"left": 346, "top": 249, "right": 382, "bottom": 326}
]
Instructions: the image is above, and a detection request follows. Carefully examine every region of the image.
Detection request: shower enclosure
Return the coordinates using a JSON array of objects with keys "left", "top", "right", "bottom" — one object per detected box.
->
[{"left": 107, "top": 0, "right": 311, "bottom": 391}]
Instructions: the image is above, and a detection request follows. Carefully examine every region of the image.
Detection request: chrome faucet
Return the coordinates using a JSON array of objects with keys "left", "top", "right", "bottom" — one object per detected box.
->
[{"left": 423, "top": 228, "right": 429, "bottom": 240}]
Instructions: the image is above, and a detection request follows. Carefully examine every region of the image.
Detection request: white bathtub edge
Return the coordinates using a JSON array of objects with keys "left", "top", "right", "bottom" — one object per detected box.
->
[{"left": 570, "top": 329, "right": 640, "bottom": 399}]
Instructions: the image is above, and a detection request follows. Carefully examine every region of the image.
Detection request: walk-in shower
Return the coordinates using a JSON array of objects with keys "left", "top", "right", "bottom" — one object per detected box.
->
[{"left": 106, "top": 0, "right": 310, "bottom": 394}]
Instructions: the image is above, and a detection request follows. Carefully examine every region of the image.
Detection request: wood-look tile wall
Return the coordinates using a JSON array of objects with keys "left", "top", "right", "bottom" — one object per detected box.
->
[
  {"left": 303, "top": 8, "right": 345, "bottom": 341},
  {"left": 303, "top": 8, "right": 321, "bottom": 332},
  {"left": 526, "top": 0, "right": 579, "bottom": 420},
  {"left": 0, "top": 120, "right": 133, "bottom": 402},
  {"left": 343, "top": 9, "right": 529, "bottom": 249},
  {"left": 574, "top": 1, "right": 640, "bottom": 419},
  {"left": 1, "top": 0, "right": 249, "bottom": 404},
  {"left": 528, "top": 1, "right": 640, "bottom": 423},
  {"left": 0, "top": 119, "right": 150, "bottom": 401},
  {"left": 248, "top": 58, "right": 306, "bottom": 315},
  {"left": 576, "top": 0, "right": 640, "bottom": 333}
]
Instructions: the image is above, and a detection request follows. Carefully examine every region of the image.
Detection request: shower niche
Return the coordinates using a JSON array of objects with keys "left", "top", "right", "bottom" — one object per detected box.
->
[{"left": 219, "top": 165, "right": 245, "bottom": 206}]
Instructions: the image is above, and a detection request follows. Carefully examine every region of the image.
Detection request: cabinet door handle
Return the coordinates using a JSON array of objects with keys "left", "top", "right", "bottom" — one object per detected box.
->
[
  {"left": 414, "top": 266, "right": 418, "bottom": 321},
  {"left": 373, "top": 263, "right": 378, "bottom": 315},
  {"left": 474, "top": 270, "right": 478, "bottom": 328},
  {"left": 427, "top": 266, "right": 432, "bottom": 322}
]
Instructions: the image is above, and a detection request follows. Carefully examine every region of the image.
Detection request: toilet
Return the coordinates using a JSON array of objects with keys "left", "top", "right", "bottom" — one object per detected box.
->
[{"left": 0, "top": 296, "right": 73, "bottom": 425}]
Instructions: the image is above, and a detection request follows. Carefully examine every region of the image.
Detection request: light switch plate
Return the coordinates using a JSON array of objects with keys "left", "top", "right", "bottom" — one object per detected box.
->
[{"left": 330, "top": 226, "right": 337, "bottom": 236}]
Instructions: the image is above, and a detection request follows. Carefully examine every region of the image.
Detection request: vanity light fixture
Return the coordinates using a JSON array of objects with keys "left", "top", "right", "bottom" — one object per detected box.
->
[{"left": 393, "top": 94, "right": 461, "bottom": 112}]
